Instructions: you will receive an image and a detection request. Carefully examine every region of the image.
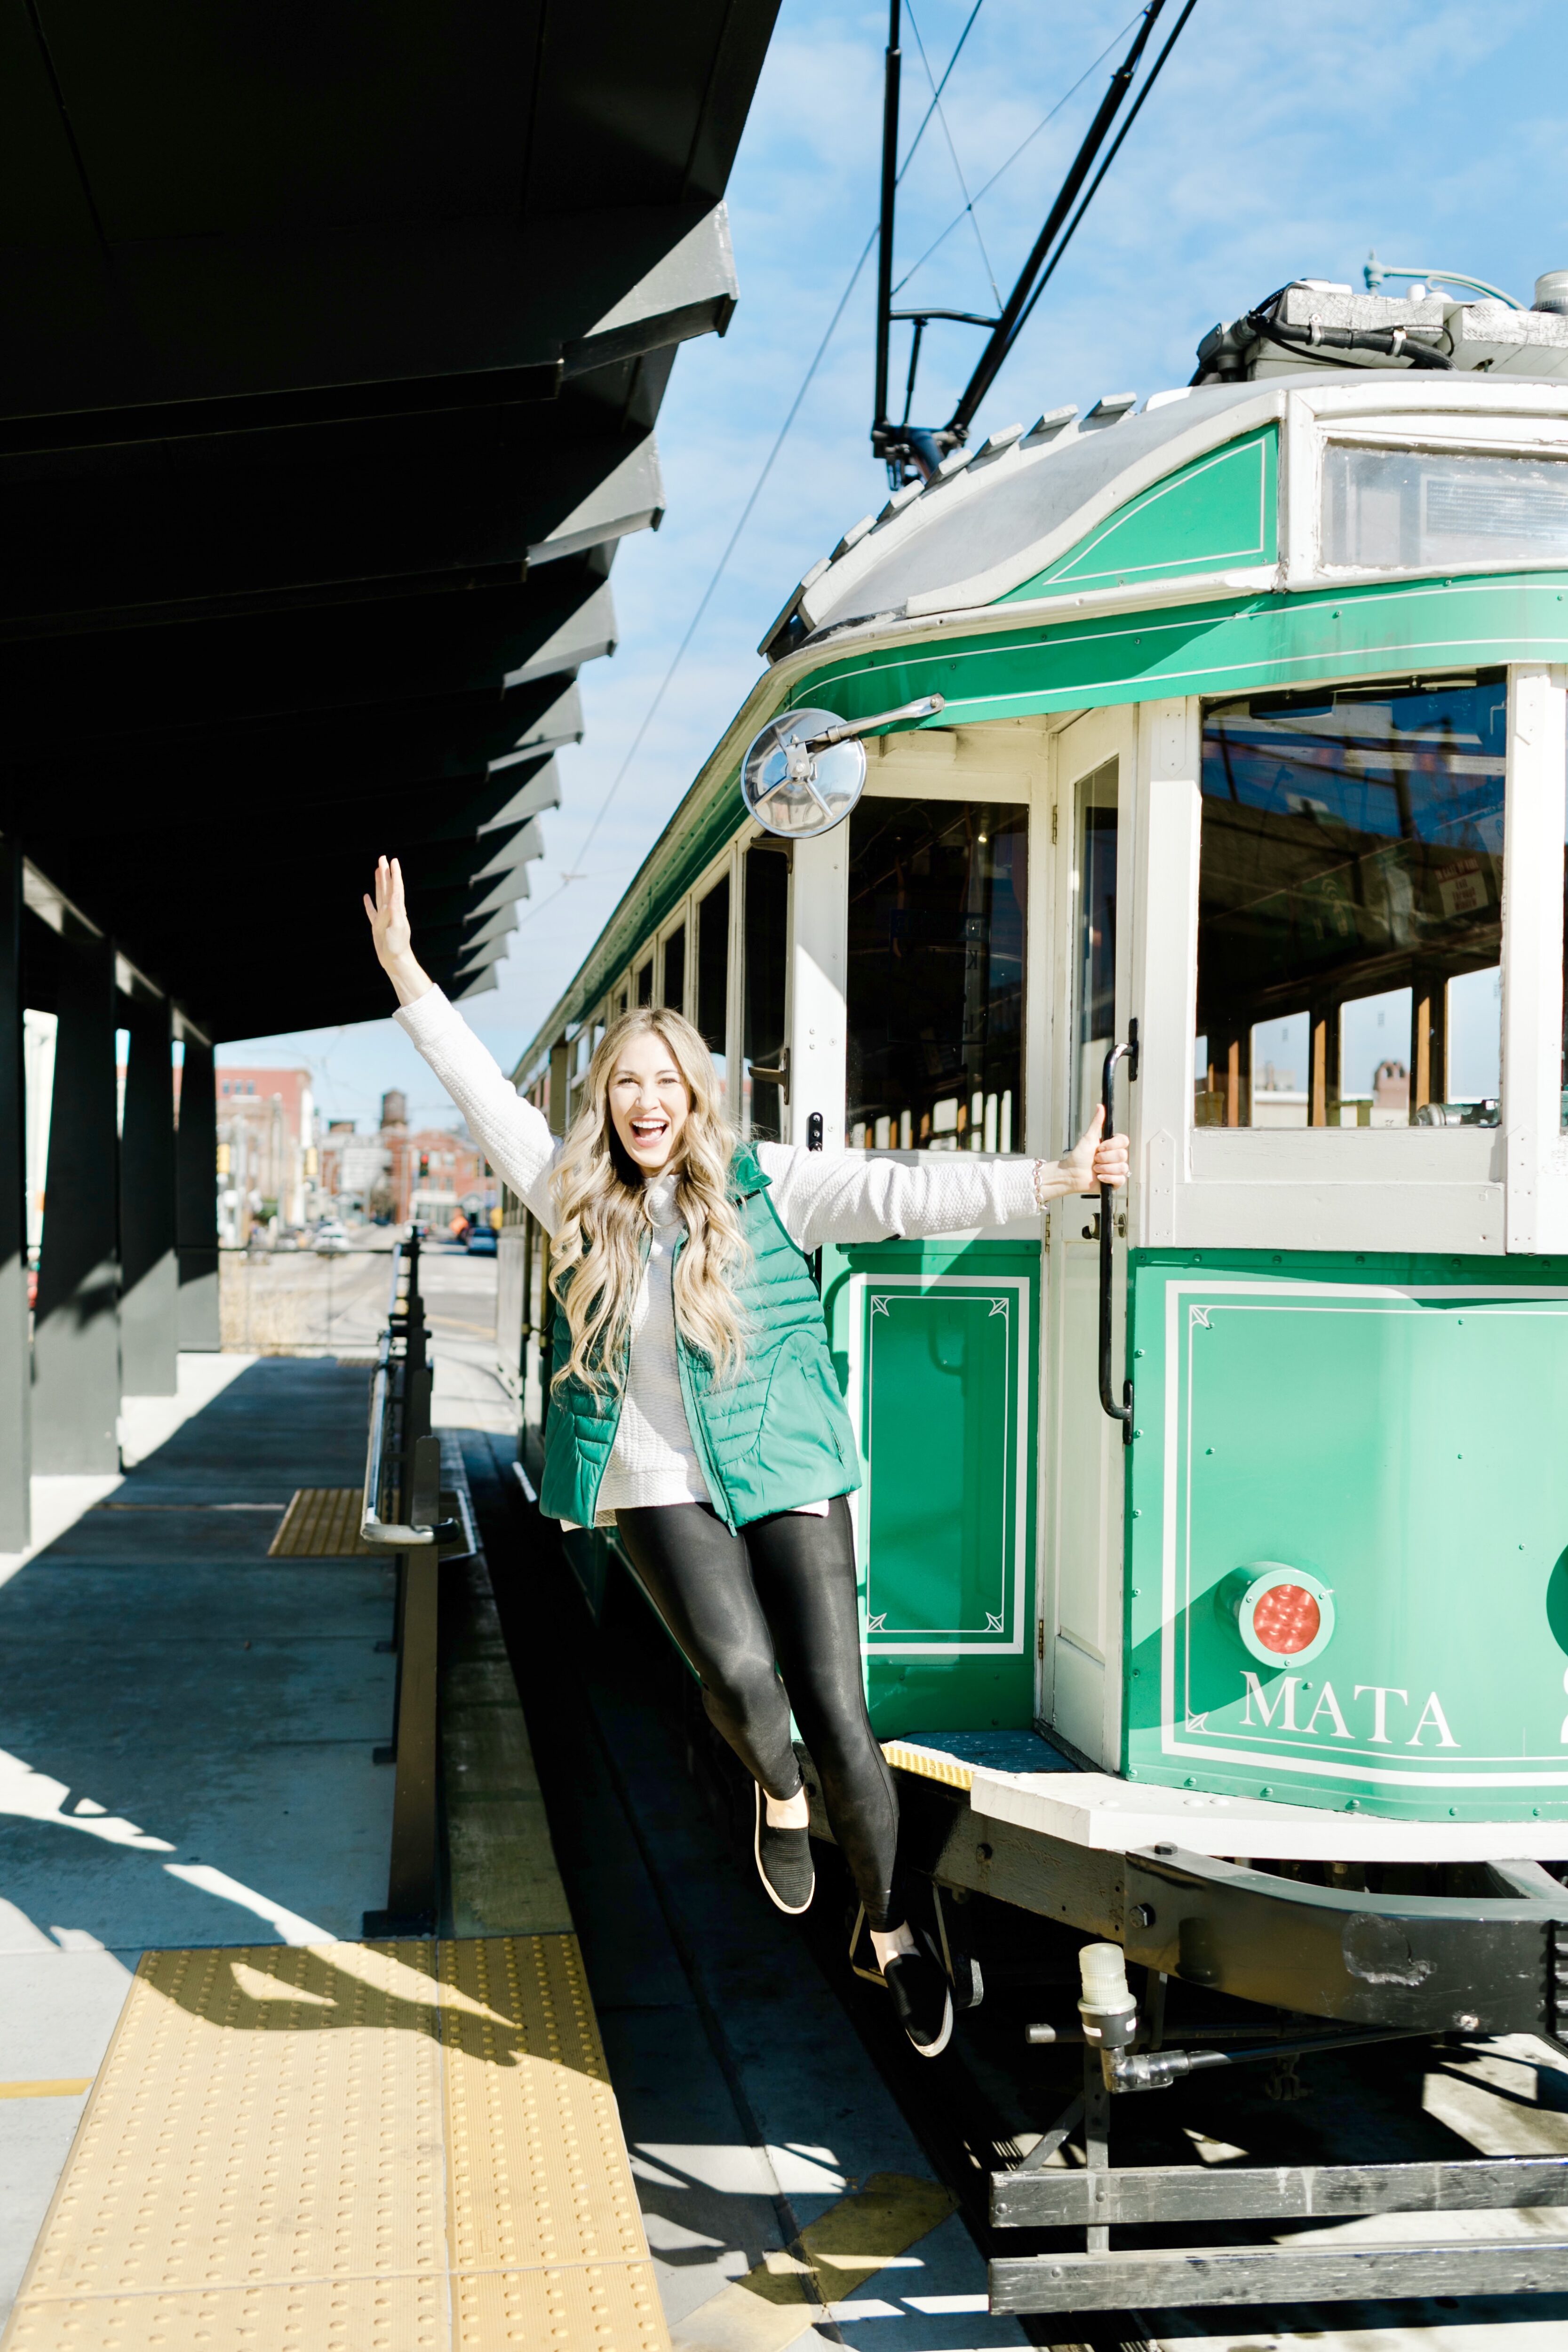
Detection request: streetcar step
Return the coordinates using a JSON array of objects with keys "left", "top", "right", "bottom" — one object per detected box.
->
[
  {"left": 990, "top": 2235, "right": 1568, "bottom": 2312},
  {"left": 992, "top": 2150, "right": 1568, "bottom": 2228}
]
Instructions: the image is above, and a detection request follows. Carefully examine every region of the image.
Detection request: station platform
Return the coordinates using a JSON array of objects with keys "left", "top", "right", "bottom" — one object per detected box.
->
[{"left": 0, "top": 1353, "right": 1020, "bottom": 2351}]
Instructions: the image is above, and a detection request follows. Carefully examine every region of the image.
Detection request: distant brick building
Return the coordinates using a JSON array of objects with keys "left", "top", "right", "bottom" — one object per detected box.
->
[
  {"left": 390, "top": 1127, "right": 488, "bottom": 1226},
  {"left": 318, "top": 1117, "right": 390, "bottom": 1217},
  {"left": 215, "top": 1066, "right": 316, "bottom": 1240},
  {"left": 317, "top": 1110, "right": 493, "bottom": 1228}
]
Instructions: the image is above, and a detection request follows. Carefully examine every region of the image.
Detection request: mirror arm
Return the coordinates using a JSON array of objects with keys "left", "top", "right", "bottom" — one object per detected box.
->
[{"left": 801, "top": 693, "right": 945, "bottom": 752}]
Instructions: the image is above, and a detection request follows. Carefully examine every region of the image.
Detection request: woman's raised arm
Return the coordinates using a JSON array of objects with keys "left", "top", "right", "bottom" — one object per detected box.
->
[
  {"left": 363, "top": 855, "right": 561, "bottom": 1228},
  {"left": 757, "top": 1108, "right": 1130, "bottom": 1252}
]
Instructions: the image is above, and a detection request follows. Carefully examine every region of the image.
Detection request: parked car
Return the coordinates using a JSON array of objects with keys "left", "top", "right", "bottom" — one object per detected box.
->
[{"left": 464, "top": 1224, "right": 498, "bottom": 1255}]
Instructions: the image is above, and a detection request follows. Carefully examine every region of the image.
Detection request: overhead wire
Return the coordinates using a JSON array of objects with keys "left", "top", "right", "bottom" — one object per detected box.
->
[
  {"left": 998, "top": 0, "right": 1198, "bottom": 358},
  {"left": 552, "top": 227, "right": 879, "bottom": 893},
  {"left": 525, "top": 3, "right": 990, "bottom": 923},
  {"left": 899, "top": 0, "right": 987, "bottom": 178},
  {"left": 905, "top": 0, "right": 1001, "bottom": 312},
  {"left": 892, "top": 6, "right": 1144, "bottom": 300},
  {"left": 947, "top": 0, "right": 1192, "bottom": 433}
]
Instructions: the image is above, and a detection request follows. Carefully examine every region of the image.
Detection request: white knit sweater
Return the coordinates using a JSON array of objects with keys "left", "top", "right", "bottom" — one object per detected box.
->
[
  {"left": 395, "top": 987, "right": 1045, "bottom": 1518},
  {"left": 598, "top": 1166, "right": 709, "bottom": 1515}
]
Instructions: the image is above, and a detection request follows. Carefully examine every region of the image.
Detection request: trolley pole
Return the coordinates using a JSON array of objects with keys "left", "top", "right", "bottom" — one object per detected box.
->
[{"left": 871, "top": 0, "right": 902, "bottom": 456}]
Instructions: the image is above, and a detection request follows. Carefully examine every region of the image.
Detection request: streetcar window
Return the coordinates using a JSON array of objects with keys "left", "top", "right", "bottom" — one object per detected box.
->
[
  {"left": 1249, "top": 1009, "right": 1309, "bottom": 1127},
  {"left": 1071, "top": 759, "right": 1118, "bottom": 1142},
  {"left": 1338, "top": 987, "right": 1414, "bottom": 1125},
  {"left": 697, "top": 876, "right": 730, "bottom": 1075},
  {"left": 744, "top": 846, "right": 789, "bottom": 1143},
  {"left": 1196, "top": 679, "right": 1506, "bottom": 1129},
  {"left": 567, "top": 1025, "right": 595, "bottom": 1124},
  {"left": 1324, "top": 443, "right": 1568, "bottom": 572},
  {"left": 660, "top": 923, "right": 685, "bottom": 1015},
  {"left": 846, "top": 798, "right": 1027, "bottom": 1152},
  {"left": 636, "top": 961, "right": 653, "bottom": 1008}
]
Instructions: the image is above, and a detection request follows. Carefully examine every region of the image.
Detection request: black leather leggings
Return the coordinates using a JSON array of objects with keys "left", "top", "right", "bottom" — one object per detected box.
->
[{"left": 615, "top": 1498, "right": 901, "bottom": 1930}]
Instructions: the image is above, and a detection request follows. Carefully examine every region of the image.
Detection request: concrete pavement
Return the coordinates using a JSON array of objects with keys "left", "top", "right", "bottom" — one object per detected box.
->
[{"left": 0, "top": 1354, "right": 397, "bottom": 2322}]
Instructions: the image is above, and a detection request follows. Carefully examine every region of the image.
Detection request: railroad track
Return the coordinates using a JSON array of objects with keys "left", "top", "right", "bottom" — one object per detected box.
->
[
  {"left": 466, "top": 1445, "right": 1568, "bottom": 2350},
  {"left": 792, "top": 1829, "right": 1568, "bottom": 2351}
]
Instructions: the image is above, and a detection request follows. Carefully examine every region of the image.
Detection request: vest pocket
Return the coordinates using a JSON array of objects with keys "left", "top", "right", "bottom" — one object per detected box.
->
[{"left": 731, "top": 1328, "right": 851, "bottom": 1477}]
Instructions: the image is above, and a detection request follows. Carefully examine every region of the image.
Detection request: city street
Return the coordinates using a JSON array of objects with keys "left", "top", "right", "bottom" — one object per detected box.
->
[
  {"left": 217, "top": 1237, "right": 391, "bottom": 1356},
  {"left": 420, "top": 1243, "right": 516, "bottom": 1437},
  {"left": 216, "top": 1234, "right": 513, "bottom": 1436}
]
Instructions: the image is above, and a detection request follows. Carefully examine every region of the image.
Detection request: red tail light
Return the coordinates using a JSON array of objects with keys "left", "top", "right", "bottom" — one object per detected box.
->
[{"left": 1250, "top": 1582, "right": 1321, "bottom": 1657}]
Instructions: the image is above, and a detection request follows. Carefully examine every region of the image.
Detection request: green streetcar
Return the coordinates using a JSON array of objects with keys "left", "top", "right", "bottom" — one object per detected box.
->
[{"left": 500, "top": 280, "right": 1568, "bottom": 2137}]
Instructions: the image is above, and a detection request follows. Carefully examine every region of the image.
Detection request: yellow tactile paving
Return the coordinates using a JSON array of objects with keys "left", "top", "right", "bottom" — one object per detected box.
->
[
  {"left": 268, "top": 1487, "right": 380, "bottom": 1557},
  {"left": 3, "top": 1938, "right": 669, "bottom": 2352},
  {"left": 881, "top": 1738, "right": 974, "bottom": 1791}
]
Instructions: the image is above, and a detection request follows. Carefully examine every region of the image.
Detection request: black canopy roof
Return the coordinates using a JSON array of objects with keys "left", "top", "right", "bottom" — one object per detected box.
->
[{"left": 3, "top": 0, "right": 779, "bottom": 1037}]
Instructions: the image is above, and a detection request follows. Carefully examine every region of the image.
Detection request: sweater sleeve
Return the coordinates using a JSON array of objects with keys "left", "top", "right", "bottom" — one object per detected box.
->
[
  {"left": 754, "top": 1143, "right": 1043, "bottom": 1251},
  {"left": 393, "top": 986, "right": 561, "bottom": 1231}
]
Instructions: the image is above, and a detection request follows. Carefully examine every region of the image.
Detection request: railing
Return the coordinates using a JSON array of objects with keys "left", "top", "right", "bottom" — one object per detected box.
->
[
  {"left": 358, "top": 1231, "right": 473, "bottom": 1937},
  {"left": 361, "top": 1234, "right": 457, "bottom": 1550}
]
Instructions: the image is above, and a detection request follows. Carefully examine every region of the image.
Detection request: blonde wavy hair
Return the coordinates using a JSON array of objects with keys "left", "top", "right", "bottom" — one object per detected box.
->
[{"left": 548, "top": 1006, "right": 748, "bottom": 1398}]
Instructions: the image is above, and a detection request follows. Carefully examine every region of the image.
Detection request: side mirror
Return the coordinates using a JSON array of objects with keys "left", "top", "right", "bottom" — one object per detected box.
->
[{"left": 740, "top": 695, "right": 945, "bottom": 838}]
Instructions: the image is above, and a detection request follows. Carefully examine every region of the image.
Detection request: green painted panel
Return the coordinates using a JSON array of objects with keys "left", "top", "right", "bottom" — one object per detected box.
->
[
  {"left": 1125, "top": 1251, "right": 1568, "bottom": 1819},
  {"left": 998, "top": 428, "right": 1276, "bottom": 602},
  {"left": 863, "top": 1289, "right": 1016, "bottom": 1638},
  {"left": 824, "top": 1236, "right": 1039, "bottom": 1736},
  {"left": 797, "top": 572, "right": 1568, "bottom": 739}
]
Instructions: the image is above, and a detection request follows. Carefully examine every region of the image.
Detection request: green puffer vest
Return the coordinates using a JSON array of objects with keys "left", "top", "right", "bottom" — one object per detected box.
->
[{"left": 539, "top": 1147, "right": 860, "bottom": 1531}]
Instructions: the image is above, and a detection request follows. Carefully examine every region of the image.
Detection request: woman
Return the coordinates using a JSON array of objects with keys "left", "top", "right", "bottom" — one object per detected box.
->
[{"left": 365, "top": 855, "right": 1129, "bottom": 2057}]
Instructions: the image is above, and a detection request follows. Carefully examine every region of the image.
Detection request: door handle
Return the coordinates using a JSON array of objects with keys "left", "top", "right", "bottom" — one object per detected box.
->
[{"left": 1098, "top": 1018, "right": 1138, "bottom": 1444}]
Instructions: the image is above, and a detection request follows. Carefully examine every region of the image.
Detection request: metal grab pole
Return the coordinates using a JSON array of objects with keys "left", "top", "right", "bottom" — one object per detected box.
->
[{"left": 1097, "top": 1020, "right": 1138, "bottom": 1443}]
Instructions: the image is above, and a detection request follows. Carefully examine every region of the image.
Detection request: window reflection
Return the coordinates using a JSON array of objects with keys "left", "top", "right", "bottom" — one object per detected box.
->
[
  {"left": 847, "top": 798, "right": 1027, "bottom": 1152},
  {"left": 1196, "top": 679, "right": 1506, "bottom": 1129}
]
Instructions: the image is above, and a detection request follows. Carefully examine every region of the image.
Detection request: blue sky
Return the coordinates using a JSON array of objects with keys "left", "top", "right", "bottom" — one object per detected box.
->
[{"left": 226, "top": 0, "right": 1568, "bottom": 1129}]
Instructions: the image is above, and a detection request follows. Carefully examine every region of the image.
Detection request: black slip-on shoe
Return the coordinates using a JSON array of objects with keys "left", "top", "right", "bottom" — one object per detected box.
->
[
  {"left": 754, "top": 1783, "right": 815, "bottom": 1915},
  {"left": 883, "top": 1942, "right": 954, "bottom": 2058}
]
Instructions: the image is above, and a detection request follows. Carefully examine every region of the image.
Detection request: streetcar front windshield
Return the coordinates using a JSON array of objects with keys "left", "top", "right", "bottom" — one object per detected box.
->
[{"left": 1195, "top": 677, "right": 1506, "bottom": 1129}]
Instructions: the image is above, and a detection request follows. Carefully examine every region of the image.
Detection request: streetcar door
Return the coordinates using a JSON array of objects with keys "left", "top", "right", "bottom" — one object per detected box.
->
[
  {"left": 1042, "top": 705, "right": 1135, "bottom": 1764},
  {"left": 813, "top": 739, "right": 1043, "bottom": 1740}
]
